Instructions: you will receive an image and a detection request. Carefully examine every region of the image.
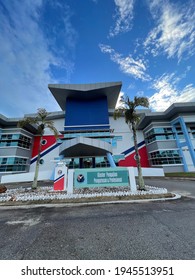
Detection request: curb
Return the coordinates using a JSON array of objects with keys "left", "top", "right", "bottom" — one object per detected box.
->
[
  {"left": 0, "top": 193, "right": 181, "bottom": 209},
  {"left": 164, "top": 177, "right": 195, "bottom": 181},
  {"left": 143, "top": 176, "right": 195, "bottom": 181}
]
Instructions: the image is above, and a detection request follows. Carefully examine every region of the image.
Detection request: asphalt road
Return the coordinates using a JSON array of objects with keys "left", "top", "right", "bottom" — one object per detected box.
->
[
  {"left": 0, "top": 196, "right": 195, "bottom": 260},
  {"left": 144, "top": 178, "right": 195, "bottom": 198}
]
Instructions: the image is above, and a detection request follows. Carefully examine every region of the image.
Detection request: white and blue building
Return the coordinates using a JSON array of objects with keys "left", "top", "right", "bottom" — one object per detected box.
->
[{"left": 0, "top": 82, "right": 195, "bottom": 183}]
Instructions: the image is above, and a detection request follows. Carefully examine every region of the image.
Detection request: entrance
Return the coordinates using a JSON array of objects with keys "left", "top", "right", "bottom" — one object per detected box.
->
[
  {"left": 66, "top": 156, "right": 111, "bottom": 169},
  {"left": 82, "top": 157, "right": 95, "bottom": 168}
]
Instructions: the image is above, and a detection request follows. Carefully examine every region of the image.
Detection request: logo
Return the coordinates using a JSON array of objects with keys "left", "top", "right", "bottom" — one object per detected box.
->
[
  {"left": 58, "top": 169, "right": 62, "bottom": 175},
  {"left": 77, "top": 174, "right": 85, "bottom": 183}
]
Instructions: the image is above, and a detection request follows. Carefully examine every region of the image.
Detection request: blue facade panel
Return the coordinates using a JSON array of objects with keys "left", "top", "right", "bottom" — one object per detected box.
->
[{"left": 65, "top": 96, "right": 110, "bottom": 130}]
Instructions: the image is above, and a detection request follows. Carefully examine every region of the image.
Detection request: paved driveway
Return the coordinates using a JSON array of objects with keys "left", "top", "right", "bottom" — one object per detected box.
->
[
  {"left": 144, "top": 178, "right": 195, "bottom": 198},
  {"left": 0, "top": 197, "right": 195, "bottom": 260}
]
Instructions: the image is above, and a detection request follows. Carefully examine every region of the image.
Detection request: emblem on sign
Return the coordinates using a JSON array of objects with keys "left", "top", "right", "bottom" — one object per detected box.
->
[
  {"left": 77, "top": 174, "right": 85, "bottom": 183},
  {"left": 58, "top": 170, "right": 62, "bottom": 175}
]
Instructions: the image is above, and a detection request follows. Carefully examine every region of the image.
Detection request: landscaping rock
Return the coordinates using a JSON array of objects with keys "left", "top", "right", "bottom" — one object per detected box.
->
[{"left": 0, "top": 185, "right": 7, "bottom": 194}]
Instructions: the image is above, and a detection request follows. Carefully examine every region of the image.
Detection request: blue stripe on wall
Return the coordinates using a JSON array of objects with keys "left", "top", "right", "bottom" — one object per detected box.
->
[
  {"left": 122, "top": 140, "right": 145, "bottom": 156},
  {"left": 30, "top": 142, "right": 61, "bottom": 164},
  {"left": 54, "top": 174, "right": 64, "bottom": 182}
]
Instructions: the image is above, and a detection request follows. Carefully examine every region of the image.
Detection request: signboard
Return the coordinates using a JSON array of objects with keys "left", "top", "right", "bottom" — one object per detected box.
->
[
  {"left": 53, "top": 162, "right": 67, "bottom": 191},
  {"left": 74, "top": 167, "right": 129, "bottom": 188}
]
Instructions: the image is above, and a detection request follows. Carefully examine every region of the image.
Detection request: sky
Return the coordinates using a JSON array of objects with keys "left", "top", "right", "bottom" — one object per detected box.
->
[{"left": 0, "top": 0, "right": 195, "bottom": 117}]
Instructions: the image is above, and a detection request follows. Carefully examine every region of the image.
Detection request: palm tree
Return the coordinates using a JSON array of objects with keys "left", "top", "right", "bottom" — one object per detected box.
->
[
  {"left": 18, "top": 108, "right": 59, "bottom": 190},
  {"left": 114, "top": 95, "right": 149, "bottom": 190}
]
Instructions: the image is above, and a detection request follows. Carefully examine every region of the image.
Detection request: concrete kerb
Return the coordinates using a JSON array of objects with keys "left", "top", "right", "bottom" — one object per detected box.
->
[
  {"left": 0, "top": 193, "right": 181, "bottom": 209},
  {"left": 142, "top": 176, "right": 195, "bottom": 181},
  {"left": 1, "top": 176, "right": 187, "bottom": 209},
  {"left": 164, "top": 177, "right": 195, "bottom": 181}
]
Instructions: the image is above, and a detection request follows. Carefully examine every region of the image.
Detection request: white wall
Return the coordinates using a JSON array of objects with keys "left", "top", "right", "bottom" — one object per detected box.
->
[
  {"left": 133, "top": 167, "right": 164, "bottom": 177},
  {"left": 1, "top": 166, "right": 164, "bottom": 184},
  {"left": 109, "top": 116, "right": 145, "bottom": 155},
  {"left": 44, "top": 118, "right": 64, "bottom": 134},
  {"left": 1, "top": 170, "right": 52, "bottom": 184}
]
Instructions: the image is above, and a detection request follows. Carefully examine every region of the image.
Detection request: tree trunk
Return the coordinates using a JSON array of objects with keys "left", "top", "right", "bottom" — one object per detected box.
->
[
  {"left": 32, "top": 135, "right": 42, "bottom": 190},
  {"left": 131, "top": 122, "right": 145, "bottom": 191}
]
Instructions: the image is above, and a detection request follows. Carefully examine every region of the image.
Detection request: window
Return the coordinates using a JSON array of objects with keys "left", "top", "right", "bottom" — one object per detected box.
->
[
  {"left": 95, "top": 157, "right": 110, "bottom": 168},
  {"left": 0, "top": 158, "right": 7, "bottom": 164},
  {"left": 0, "top": 133, "right": 31, "bottom": 149},
  {"left": 145, "top": 128, "right": 175, "bottom": 144},
  {"left": 189, "top": 126, "right": 195, "bottom": 139},
  {"left": 0, "top": 157, "right": 28, "bottom": 172},
  {"left": 41, "top": 139, "right": 47, "bottom": 145},
  {"left": 149, "top": 150, "right": 182, "bottom": 166},
  {"left": 111, "top": 136, "right": 122, "bottom": 147},
  {"left": 174, "top": 126, "right": 185, "bottom": 140}
]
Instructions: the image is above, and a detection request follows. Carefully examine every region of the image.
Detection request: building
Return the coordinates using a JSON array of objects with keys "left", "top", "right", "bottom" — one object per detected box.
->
[
  {"left": 138, "top": 103, "right": 195, "bottom": 173},
  {"left": 0, "top": 82, "right": 195, "bottom": 182}
]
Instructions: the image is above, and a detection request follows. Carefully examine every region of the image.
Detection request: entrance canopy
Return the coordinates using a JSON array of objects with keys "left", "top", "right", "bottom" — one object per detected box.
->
[
  {"left": 59, "top": 136, "right": 112, "bottom": 158},
  {"left": 48, "top": 81, "right": 122, "bottom": 110}
]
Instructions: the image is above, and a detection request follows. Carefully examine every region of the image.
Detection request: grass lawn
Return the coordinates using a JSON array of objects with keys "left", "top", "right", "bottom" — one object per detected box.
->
[{"left": 165, "top": 172, "right": 195, "bottom": 178}]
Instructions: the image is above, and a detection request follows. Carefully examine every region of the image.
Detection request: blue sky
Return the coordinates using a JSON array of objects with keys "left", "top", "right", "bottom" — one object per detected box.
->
[{"left": 0, "top": 0, "right": 195, "bottom": 117}]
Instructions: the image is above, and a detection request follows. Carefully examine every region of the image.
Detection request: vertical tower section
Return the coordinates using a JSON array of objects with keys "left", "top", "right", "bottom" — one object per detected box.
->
[
  {"left": 65, "top": 96, "right": 109, "bottom": 131},
  {"left": 48, "top": 82, "right": 122, "bottom": 168}
]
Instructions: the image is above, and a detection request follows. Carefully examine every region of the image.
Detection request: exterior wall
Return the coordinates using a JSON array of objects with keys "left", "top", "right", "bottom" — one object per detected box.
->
[
  {"left": 145, "top": 141, "right": 178, "bottom": 151},
  {"left": 171, "top": 115, "right": 195, "bottom": 172},
  {"left": 109, "top": 116, "right": 149, "bottom": 167},
  {"left": 142, "top": 115, "right": 195, "bottom": 173},
  {"left": 29, "top": 118, "right": 64, "bottom": 178},
  {"left": 0, "top": 128, "right": 33, "bottom": 177},
  {"left": 162, "top": 165, "right": 184, "bottom": 173},
  {"left": 65, "top": 97, "right": 109, "bottom": 130},
  {"left": 1, "top": 103, "right": 194, "bottom": 179},
  {"left": 28, "top": 115, "right": 149, "bottom": 178}
]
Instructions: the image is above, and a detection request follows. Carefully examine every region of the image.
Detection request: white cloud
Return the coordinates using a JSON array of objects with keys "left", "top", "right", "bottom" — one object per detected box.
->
[
  {"left": 115, "top": 91, "right": 125, "bottom": 108},
  {"left": 149, "top": 72, "right": 195, "bottom": 111},
  {"left": 0, "top": 0, "right": 77, "bottom": 117},
  {"left": 144, "top": 0, "right": 195, "bottom": 61},
  {"left": 99, "top": 44, "right": 151, "bottom": 81},
  {"left": 109, "top": 0, "right": 134, "bottom": 37},
  {"left": 177, "top": 84, "right": 195, "bottom": 103}
]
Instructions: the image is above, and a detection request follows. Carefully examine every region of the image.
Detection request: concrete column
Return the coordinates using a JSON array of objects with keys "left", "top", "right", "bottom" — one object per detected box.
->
[
  {"left": 106, "top": 152, "right": 116, "bottom": 167},
  {"left": 67, "top": 169, "right": 74, "bottom": 194},
  {"left": 127, "top": 167, "right": 137, "bottom": 193}
]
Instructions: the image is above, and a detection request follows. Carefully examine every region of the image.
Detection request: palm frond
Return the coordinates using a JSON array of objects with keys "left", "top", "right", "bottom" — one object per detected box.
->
[
  {"left": 134, "top": 96, "right": 149, "bottom": 108},
  {"left": 46, "top": 122, "right": 59, "bottom": 138},
  {"left": 17, "top": 117, "right": 39, "bottom": 128},
  {"left": 114, "top": 95, "right": 149, "bottom": 125},
  {"left": 17, "top": 108, "right": 59, "bottom": 137},
  {"left": 37, "top": 108, "right": 50, "bottom": 120},
  {"left": 113, "top": 107, "right": 125, "bottom": 120}
]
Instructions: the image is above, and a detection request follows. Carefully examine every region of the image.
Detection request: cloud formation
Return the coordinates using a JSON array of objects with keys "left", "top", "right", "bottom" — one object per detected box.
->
[
  {"left": 144, "top": 0, "right": 195, "bottom": 61},
  {"left": 99, "top": 44, "right": 151, "bottom": 81},
  {"left": 0, "top": 0, "right": 77, "bottom": 117},
  {"left": 109, "top": 0, "right": 134, "bottom": 37},
  {"left": 149, "top": 72, "right": 195, "bottom": 111}
]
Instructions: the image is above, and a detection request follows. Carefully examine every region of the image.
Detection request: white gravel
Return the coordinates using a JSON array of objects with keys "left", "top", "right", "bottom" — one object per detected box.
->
[{"left": 0, "top": 185, "right": 168, "bottom": 202}]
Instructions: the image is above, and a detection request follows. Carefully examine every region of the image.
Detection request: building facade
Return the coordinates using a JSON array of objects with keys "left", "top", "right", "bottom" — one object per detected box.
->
[
  {"left": 0, "top": 82, "right": 195, "bottom": 181},
  {"left": 138, "top": 103, "right": 195, "bottom": 173}
]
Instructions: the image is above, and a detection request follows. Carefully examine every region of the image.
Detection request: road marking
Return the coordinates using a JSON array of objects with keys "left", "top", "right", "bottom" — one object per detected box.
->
[{"left": 6, "top": 218, "right": 40, "bottom": 226}]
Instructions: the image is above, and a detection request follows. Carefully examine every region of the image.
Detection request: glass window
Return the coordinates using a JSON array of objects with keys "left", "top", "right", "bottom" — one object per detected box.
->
[
  {"left": 0, "top": 157, "right": 28, "bottom": 172},
  {"left": 7, "top": 158, "right": 15, "bottom": 164},
  {"left": 95, "top": 157, "right": 110, "bottom": 168},
  {"left": 145, "top": 127, "right": 175, "bottom": 143},
  {"left": 1, "top": 158, "right": 7, "bottom": 164},
  {"left": 149, "top": 150, "right": 182, "bottom": 165},
  {"left": 12, "top": 134, "right": 20, "bottom": 140}
]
